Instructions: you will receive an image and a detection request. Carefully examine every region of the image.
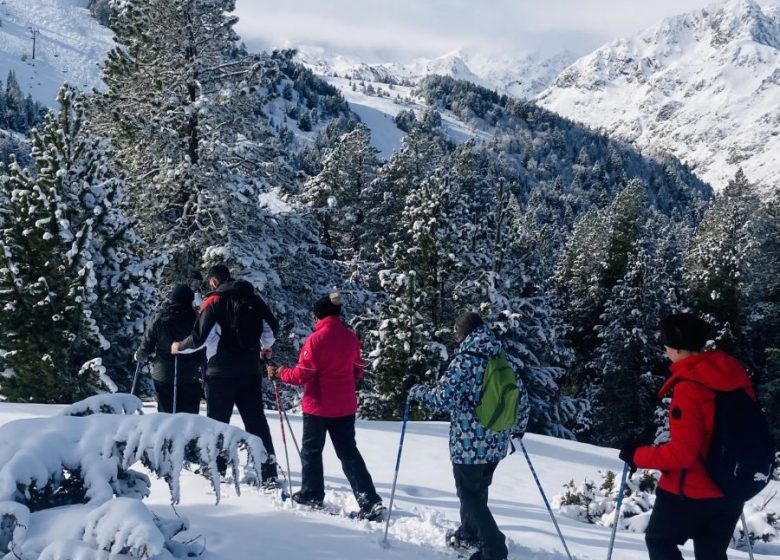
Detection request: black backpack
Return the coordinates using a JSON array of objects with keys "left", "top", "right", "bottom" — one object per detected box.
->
[
  {"left": 703, "top": 386, "right": 775, "bottom": 501},
  {"left": 223, "top": 281, "right": 265, "bottom": 352}
]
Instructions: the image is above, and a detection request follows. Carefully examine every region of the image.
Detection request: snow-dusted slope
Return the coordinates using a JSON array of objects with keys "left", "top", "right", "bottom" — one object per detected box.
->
[
  {"left": 0, "top": 0, "right": 113, "bottom": 106},
  {"left": 300, "top": 47, "right": 575, "bottom": 99},
  {"left": 537, "top": 0, "right": 780, "bottom": 191},
  {"left": 0, "top": 402, "right": 776, "bottom": 559}
]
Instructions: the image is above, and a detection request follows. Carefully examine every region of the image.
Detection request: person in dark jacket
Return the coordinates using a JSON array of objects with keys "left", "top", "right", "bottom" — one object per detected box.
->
[
  {"left": 267, "top": 293, "right": 385, "bottom": 521},
  {"left": 136, "top": 284, "right": 202, "bottom": 414},
  {"left": 172, "top": 264, "right": 281, "bottom": 488},
  {"left": 408, "top": 312, "right": 529, "bottom": 560},
  {"left": 620, "top": 313, "right": 754, "bottom": 560}
]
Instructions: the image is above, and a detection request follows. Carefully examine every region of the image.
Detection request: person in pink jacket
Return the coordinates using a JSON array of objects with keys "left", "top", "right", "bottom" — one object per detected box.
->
[{"left": 267, "top": 293, "right": 385, "bottom": 521}]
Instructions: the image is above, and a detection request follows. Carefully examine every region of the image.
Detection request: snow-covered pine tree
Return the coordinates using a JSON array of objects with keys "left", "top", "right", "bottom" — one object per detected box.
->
[
  {"left": 555, "top": 180, "right": 648, "bottom": 439},
  {"left": 92, "top": 0, "right": 288, "bottom": 281},
  {"left": 300, "top": 123, "right": 379, "bottom": 262},
  {"left": 454, "top": 178, "right": 588, "bottom": 438},
  {"left": 684, "top": 169, "right": 764, "bottom": 355},
  {"left": 0, "top": 86, "right": 159, "bottom": 402},
  {"left": 362, "top": 170, "right": 462, "bottom": 419}
]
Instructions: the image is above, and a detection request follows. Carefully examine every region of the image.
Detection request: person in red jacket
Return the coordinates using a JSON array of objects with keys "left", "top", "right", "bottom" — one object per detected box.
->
[
  {"left": 267, "top": 292, "right": 385, "bottom": 521},
  {"left": 620, "top": 313, "right": 753, "bottom": 560}
]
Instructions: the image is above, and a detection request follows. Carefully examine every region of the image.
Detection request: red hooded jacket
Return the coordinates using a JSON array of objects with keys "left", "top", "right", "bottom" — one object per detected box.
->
[
  {"left": 634, "top": 350, "right": 756, "bottom": 499},
  {"left": 279, "top": 316, "right": 364, "bottom": 418}
]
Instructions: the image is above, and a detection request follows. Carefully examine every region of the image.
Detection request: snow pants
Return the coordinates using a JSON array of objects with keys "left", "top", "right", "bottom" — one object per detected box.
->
[
  {"left": 204, "top": 374, "right": 278, "bottom": 481},
  {"left": 645, "top": 488, "right": 744, "bottom": 560},
  {"left": 154, "top": 380, "right": 201, "bottom": 414},
  {"left": 299, "top": 413, "right": 381, "bottom": 508},
  {"left": 452, "top": 462, "right": 508, "bottom": 560}
]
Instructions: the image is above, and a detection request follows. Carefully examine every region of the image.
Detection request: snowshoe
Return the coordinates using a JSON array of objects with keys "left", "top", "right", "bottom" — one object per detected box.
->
[
  {"left": 291, "top": 491, "right": 324, "bottom": 509},
  {"left": 261, "top": 477, "right": 280, "bottom": 492},
  {"left": 354, "top": 501, "right": 386, "bottom": 522},
  {"left": 446, "top": 527, "right": 479, "bottom": 553}
]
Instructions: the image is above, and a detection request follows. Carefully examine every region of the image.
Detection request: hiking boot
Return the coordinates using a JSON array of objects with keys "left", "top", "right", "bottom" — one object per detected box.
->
[
  {"left": 468, "top": 553, "right": 507, "bottom": 560},
  {"left": 261, "top": 477, "right": 280, "bottom": 492},
  {"left": 446, "top": 527, "right": 479, "bottom": 551},
  {"left": 291, "top": 491, "right": 324, "bottom": 509},
  {"left": 356, "top": 501, "right": 386, "bottom": 522}
]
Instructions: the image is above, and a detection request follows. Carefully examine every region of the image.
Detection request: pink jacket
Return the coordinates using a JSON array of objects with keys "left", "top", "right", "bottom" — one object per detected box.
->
[{"left": 279, "top": 316, "right": 364, "bottom": 417}]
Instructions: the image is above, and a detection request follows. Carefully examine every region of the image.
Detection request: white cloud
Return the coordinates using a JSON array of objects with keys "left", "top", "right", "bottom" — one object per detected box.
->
[{"left": 233, "top": 0, "right": 714, "bottom": 60}]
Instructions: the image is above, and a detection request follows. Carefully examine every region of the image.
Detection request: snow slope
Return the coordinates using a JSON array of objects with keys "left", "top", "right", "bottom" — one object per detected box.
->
[
  {"left": 323, "top": 76, "right": 490, "bottom": 158},
  {"left": 537, "top": 0, "right": 780, "bottom": 192},
  {"left": 0, "top": 402, "right": 775, "bottom": 559},
  {"left": 0, "top": 0, "right": 113, "bottom": 106}
]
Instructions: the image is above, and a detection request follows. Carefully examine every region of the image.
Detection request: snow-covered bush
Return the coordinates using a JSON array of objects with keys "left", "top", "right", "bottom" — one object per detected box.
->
[
  {"left": 0, "top": 395, "right": 266, "bottom": 559},
  {"left": 556, "top": 470, "right": 780, "bottom": 547},
  {"left": 59, "top": 393, "right": 143, "bottom": 417},
  {"left": 0, "top": 411, "right": 265, "bottom": 510},
  {"left": 553, "top": 469, "right": 658, "bottom": 531},
  {"left": 0, "top": 501, "right": 29, "bottom": 556}
]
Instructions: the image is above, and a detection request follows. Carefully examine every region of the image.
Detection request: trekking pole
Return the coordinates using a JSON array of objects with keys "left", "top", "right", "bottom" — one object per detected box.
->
[
  {"left": 282, "top": 408, "right": 301, "bottom": 459},
  {"left": 172, "top": 355, "right": 179, "bottom": 414},
  {"left": 519, "top": 440, "right": 574, "bottom": 560},
  {"left": 130, "top": 361, "right": 142, "bottom": 396},
  {"left": 273, "top": 380, "right": 294, "bottom": 501},
  {"left": 606, "top": 462, "right": 630, "bottom": 560},
  {"left": 740, "top": 512, "right": 755, "bottom": 560},
  {"left": 382, "top": 398, "right": 411, "bottom": 549}
]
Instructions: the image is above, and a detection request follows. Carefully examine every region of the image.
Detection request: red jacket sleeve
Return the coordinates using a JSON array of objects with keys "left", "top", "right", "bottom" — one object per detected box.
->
[
  {"left": 634, "top": 381, "right": 709, "bottom": 470},
  {"left": 280, "top": 337, "right": 317, "bottom": 386},
  {"left": 353, "top": 338, "right": 364, "bottom": 382}
]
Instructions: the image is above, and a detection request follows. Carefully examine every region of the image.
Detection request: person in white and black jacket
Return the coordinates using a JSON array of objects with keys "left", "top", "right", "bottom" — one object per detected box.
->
[{"left": 172, "top": 264, "right": 280, "bottom": 488}]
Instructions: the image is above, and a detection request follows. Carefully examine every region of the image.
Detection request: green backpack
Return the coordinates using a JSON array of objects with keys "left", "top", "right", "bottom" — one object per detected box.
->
[{"left": 467, "top": 350, "right": 520, "bottom": 432}]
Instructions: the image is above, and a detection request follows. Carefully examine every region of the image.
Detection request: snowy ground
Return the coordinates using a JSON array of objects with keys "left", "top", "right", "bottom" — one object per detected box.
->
[{"left": 0, "top": 401, "right": 776, "bottom": 559}]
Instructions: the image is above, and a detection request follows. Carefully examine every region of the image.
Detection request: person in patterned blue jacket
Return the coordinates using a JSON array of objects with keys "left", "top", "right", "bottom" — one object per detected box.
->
[{"left": 408, "top": 312, "right": 529, "bottom": 560}]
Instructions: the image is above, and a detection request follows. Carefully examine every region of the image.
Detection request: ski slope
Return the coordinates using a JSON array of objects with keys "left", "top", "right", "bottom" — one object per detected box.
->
[
  {"left": 324, "top": 77, "right": 491, "bottom": 159},
  {"left": 0, "top": 0, "right": 113, "bottom": 106},
  {"left": 0, "top": 402, "right": 776, "bottom": 559}
]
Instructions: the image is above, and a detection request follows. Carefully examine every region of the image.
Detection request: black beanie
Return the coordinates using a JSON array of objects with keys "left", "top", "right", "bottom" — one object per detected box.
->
[
  {"left": 658, "top": 313, "right": 711, "bottom": 352},
  {"left": 169, "top": 283, "right": 194, "bottom": 306},
  {"left": 313, "top": 292, "right": 342, "bottom": 319}
]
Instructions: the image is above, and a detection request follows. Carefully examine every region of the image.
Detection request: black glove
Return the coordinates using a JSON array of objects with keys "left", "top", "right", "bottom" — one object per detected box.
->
[
  {"left": 401, "top": 375, "right": 419, "bottom": 393},
  {"left": 619, "top": 440, "right": 640, "bottom": 475},
  {"left": 510, "top": 429, "right": 525, "bottom": 442}
]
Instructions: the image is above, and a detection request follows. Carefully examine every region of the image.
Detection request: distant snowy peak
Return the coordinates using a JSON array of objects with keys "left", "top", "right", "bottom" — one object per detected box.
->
[
  {"left": 538, "top": 0, "right": 780, "bottom": 191},
  {"left": 297, "top": 47, "right": 575, "bottom": 99}
]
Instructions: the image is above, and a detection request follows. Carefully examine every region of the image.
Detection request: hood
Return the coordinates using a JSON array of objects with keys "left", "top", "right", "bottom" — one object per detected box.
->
[
  {"left": 215, "top": 279, "right": 254, "bottom": 297},
  {"left": 160, "top": 300, "right": 196, "bottom": 322},
  {"left": 660, "top": 349, "right": 753, "bottom": 396},
  {"left": 458, "top": 324, "right": 502, "bottom": 358}
]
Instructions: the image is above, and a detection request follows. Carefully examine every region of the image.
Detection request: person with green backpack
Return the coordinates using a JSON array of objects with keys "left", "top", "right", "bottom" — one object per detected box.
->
[{"left": 406, "top": 312, "right": 530, "bottom": 560}]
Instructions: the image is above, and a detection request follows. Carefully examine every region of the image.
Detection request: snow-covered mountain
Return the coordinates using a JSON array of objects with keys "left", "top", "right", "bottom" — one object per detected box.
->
[
  {"left": 0, "top": 0, "right": 113, "bottom": 106},
  {"left": 537, "top": 0, "right": 780, "bottom": 191},
  {"left": 298, "top": 47, "right": 576, "bottom": 99}
]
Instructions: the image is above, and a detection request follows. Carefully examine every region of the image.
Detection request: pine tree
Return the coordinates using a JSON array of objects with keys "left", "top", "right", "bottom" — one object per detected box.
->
[
  {"left": 362, "top": 171, "right": 462, "bottom": 419},
  {"left": 684, "top": 169, "right": 763, "bottom": 355},
  {"left": 91, "top": 0, "right": 288, "bottom": 280},
  {"left": 0, "top": 87, "right": 160, "bottom": 403},
  {"left": 455, "top": 180, "right": 588, "bottom": 437},
  {"left": 300, "top": 124, "right": 379, "bottom": 261}
]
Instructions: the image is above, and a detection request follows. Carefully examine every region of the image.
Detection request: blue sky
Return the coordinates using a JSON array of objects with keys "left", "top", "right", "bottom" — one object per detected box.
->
[{"left": 233, "top": 0, "right": 714, "bottom": 60}]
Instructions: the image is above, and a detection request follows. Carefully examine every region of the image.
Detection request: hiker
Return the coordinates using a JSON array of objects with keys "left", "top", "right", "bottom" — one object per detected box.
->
[
  {"left": 172, "top": 264, "right": 281, "bottom": 488},
  {"left": 135, "top": 284, "right": 203, "bottom": 414},
  {"left": 619, "top": 313, "right": 756, "bottom": 560},
  {"left": 266, "top": 292, "right": 386, "bottom": 521},
  {"left": 406, "top": 311, "right": 529, "bottom": 560}
]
